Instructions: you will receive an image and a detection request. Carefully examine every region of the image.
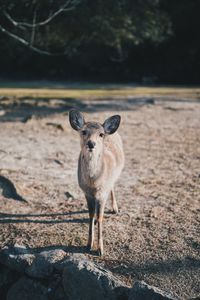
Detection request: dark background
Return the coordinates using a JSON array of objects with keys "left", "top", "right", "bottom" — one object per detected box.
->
[{"left": 0, "top": 0, "right": 200, "bottom": 83}]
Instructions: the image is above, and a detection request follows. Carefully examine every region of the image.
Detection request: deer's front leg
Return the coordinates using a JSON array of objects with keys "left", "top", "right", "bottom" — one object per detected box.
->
[
  {"left": 97, "top": 216, "right": 103, "bottom": 256},
  {"left": 88, "top": 213, "right": 95, "bottom": 251},
  {"left": 96, "top": 200, "right": 105, "bottom": 256}
]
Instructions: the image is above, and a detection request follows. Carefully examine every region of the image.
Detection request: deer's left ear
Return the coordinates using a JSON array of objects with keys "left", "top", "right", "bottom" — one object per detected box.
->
[{"left": 103, "top": 115, "right": 121, "bottom": 134}]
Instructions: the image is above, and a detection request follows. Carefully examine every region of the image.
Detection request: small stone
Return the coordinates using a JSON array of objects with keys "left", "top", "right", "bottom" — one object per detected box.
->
[{"left": 65, "top": 191, "right": 74, "bottom": 199}]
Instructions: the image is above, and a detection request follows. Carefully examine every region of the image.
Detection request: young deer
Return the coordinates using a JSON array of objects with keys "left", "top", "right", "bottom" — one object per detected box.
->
[{"left": 69, "top": 110, "right": 124, "bottom": 255}]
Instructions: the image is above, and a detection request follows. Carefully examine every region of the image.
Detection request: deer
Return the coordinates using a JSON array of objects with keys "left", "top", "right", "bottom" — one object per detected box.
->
[{"left": 69, "top": 110, "right": 124, "bottom": 255}]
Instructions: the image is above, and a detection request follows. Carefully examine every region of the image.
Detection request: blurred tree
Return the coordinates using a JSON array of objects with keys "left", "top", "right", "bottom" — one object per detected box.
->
[
  {"left": 1, "top": 0, "right": 199, "bottom": 82},
  {"left": 0, "top": 0, "right": 171, "bottom": 57},
  {"left": 0, "top": 0, "right": 81, "bottom": 55}
]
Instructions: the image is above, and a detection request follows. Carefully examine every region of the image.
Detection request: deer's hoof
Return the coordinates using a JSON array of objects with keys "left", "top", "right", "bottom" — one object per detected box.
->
[
  {"left": 112, "top": 207, "right": 118, "bottom": 214},
  {"left": 97, "top": 248, "right": 103, "bottom": 256},
  {"left": 86, "top": 245, "right": 93, "bottom": 252}
]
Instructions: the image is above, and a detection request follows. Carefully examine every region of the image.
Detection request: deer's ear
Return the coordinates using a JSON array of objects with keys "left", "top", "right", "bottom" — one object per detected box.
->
[
  {"left": 69, "top": 110, "right": 85, "bottom": 131},
  {"left": 103, "top": 115, "right": 121, "bottom": 134}
]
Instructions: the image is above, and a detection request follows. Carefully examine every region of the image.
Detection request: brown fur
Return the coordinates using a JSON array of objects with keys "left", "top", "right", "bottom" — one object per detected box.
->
[{"left": 69, "top": 111, "right": 124, "bottom": 255}]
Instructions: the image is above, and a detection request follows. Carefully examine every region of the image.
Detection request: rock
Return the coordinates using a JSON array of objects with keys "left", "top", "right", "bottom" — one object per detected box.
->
[
  {"left": 7, "top": 277, "right": 48, "bottom": 300},
  {"left": 48, "top": 282, "right": 66, "bottom": 300},
  {"left": 0, "top": 264, "right": 19, "bottom": 299},
  {"left": 65, "top": 191, "right": 74, "bottom": 199},
  {"left": 0, "top": 264, "right": 13, "bottom": 288},
  {"left": 63, "top": 253, "right": 129, "bottom": 300},
  {"left": 0, "top": 245, "right": 67, "bottom": 278},
  {"left": 0, "top": 245, "right": 35, "bottom": 273},
  {"left": 26, "top": 249, "right": 67, "bottom": 279},
  {"left": 128, "top": 281, "right": 177, "bottom": 300}
]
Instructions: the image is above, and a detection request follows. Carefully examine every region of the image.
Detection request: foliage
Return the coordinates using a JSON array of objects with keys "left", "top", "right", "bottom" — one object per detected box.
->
[{"left": 0, "top": 0, "right": 199, "bottom": 83}]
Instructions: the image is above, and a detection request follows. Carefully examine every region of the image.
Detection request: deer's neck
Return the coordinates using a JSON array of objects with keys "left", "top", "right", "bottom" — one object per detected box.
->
[{"left": 82, "top": 150, "right": 104, "bottom": 180}]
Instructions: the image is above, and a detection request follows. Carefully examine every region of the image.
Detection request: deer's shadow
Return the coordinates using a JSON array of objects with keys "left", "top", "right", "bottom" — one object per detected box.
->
[{"left": 0, "top": 210, "right": 88, "bottom": 224}]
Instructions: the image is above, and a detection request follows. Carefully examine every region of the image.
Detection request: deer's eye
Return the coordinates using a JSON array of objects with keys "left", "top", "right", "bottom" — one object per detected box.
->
[
  {"left": 81, "top": 130, "right": 87, "bottom": 136},
  {"left": 99, "top": 133, "right": 104, "bottom": 138}
]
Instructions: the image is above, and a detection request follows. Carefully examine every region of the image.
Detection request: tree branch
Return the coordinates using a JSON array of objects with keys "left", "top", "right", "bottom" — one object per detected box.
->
[
  {"left": 0, "top": 0, "right": 81, "bottom": 56},
  {"left": 30, "top": 9, "right": 37, "bottom": 46},
  {"left": 0, "top": 24, "right": 67, "bottom": 56},
  {"left": 3, "top": 0, "right": 80, "bottom": 29}
]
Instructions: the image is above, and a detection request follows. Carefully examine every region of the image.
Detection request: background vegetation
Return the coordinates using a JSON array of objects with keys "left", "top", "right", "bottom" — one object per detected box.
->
[{"left": 0, "top": 0, "right": 199, "bottom": 83}]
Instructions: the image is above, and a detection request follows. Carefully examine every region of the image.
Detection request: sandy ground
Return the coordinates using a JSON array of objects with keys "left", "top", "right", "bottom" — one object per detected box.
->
[{"left": 0, "top": 95, "right": 199, "bottom": 299}]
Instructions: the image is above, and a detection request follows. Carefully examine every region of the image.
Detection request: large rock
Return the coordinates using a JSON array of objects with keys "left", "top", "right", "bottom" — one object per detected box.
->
[
  {"left": 0, "top": 245, "right": 35, "bottom": 273},
  {"left": 26, "top": 249, "right": 67, "bottom": 278},
  {"left": 0, "top": 264, "right": 19, "bottom": 300},
  {"left": 7, "top": 277, "right": 48, "bottom": 300},
  {"left": 0, "top": 264, "right": 15, "bottom": 289},
  {"left": 128, "top": 281, "right": 177, "bottom": 300},
  {"left": 63, "top": 253, "right": 129, "bottom": 300},
  {"left": 0, "top": 245, "right": 67, "bottom": 278},
  {"left": 48, "top": 282, "right": 66, "bottom": 300}
]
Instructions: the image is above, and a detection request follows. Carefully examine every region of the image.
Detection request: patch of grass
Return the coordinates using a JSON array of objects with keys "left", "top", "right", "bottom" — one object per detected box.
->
[{"left": 0, "top": 81, "right": 200, "bottom": 99}]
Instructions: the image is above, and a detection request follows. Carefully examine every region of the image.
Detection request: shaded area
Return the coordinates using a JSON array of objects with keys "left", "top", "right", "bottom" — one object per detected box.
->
[
  {"left": 0, "top": 97, "right": 85, "bottom": 122},
  {"left": 109, "top": 257, "right": 200, "bottom": 276},
  {"left": 0, "top": 81, "right": 142, "bottom": 89},
  {"left": 0, "top": 175, "right": 27, "bottom": 202},
  {"left": 0, "top": 244, "right": 89, "bottom": 255},
  {"left": 0, "top": 94, "right": 200, "bottom": 122},
  {"left": 1, "top": 243, "right": 199, "bottom": 278},
  {"left": 105, "top": 257, "right": 200, "bottom": 299}
]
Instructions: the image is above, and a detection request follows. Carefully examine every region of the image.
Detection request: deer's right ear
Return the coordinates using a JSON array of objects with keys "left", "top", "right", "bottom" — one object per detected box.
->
[{"left": 69, "top": 110, "right": 85, "bottom": 131}]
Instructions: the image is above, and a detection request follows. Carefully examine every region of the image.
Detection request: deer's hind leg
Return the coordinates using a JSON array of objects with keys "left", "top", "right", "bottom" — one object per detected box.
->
[
  {"left": 111, "top": 188, "right": 118, "bottom": 214},
  {"left": 86, "top": 196, "right": 95, "bottom": 251}
]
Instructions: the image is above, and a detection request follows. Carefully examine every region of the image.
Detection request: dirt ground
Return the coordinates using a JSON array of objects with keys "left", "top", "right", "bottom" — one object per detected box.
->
[{"left": 0, "top": 94, "right": 199, "bottom": 299}]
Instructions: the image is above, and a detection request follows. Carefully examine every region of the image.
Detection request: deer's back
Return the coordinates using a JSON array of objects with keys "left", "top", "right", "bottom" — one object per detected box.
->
[
  {"left": 103, "top": 132, "right": 124, "bottom": 182},
  {"left": 104, "top": 132, "right": 124, "bottom": 166}
]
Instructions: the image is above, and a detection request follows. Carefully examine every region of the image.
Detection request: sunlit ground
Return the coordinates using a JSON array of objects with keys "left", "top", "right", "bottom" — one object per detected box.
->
[{"left": 0, "top": 80, "right": 200, "bottom": 298}]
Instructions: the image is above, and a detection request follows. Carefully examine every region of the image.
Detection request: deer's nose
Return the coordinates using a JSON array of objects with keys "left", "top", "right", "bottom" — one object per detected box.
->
[{"left": 87, "top": 140, "right": 96, "bottom": 149}]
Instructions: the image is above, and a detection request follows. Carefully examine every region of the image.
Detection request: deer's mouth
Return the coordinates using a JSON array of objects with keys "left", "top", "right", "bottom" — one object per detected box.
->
[{"left": 86, "top": 146, "right": 95, "bottom": 152}]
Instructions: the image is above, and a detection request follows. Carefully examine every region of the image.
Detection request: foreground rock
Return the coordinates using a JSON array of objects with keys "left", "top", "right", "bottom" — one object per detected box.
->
[
  {"left": 26, "top": 249, "right": 67, "bottom": 278},
  {"left": 0, "top": 265, "right": 16, "bottom": 289},
  {"left": 0, "top": 265, "right": 19, "bottom": 299},
  {"left": 0, "top": 245, "right": 180, "bottom": 300},
  {"left": 0, "top": 244, "right": 67, "bottom": 277},
  {"left": 129, "top": 281, "right": 177, "bottom": 300},
  {"left": 0, "top": 244, "right": 35, "bottom": 273},
  {"left": 7, "top": 277, "right": 48, "bottom": 300},
  {"left": 63, "top": 254, "right": 129, "bottom": 300}
]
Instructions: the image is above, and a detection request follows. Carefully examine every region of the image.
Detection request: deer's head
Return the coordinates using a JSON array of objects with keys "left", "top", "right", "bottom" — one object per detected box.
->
[{"left": 69, "top": 110, "right": 121, "bottom": 157}]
